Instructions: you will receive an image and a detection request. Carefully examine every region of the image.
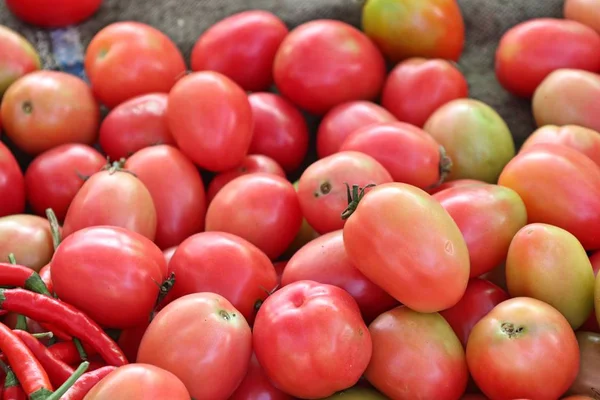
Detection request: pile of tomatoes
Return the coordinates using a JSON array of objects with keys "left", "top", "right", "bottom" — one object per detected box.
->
[{"left": 1, "top": 0, "right": 600, "bottom": 399}]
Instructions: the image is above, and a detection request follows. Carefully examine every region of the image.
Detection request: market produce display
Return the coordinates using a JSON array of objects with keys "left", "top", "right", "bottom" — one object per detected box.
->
[{"left": 0, "top": 0, "right": 599, "bottom": 399}]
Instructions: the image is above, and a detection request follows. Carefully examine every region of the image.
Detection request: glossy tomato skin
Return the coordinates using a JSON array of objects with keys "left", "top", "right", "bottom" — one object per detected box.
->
[
  {"left": 0, "top": 141, "right": 25, "bottom": 217},
  {"left": 253, "top": 281, "right": 372, "bottom": 399},
  {"left": 248, "top": 93, "right": 309, "bottom": 172},
  {"left": 5, "top": 0, "right": 101, "bottom": 28},
  {"left": 381, "top": 58, "right": 468, "bottom": 127},
  {"left": 166, "top": 231, "right": 277, "bottom": 325},
  {"left": 137, "top": 293, "right": 253, "bottom": 400},
  {"left": 0, "top": 71, "right": 99, "bottom": 155},
  {"left": 85, "top": 22, "right": 186, "bottom": 109},
  {"left": 229, "top": 353, "right": 292, "bottom": 400},
  {"left": 25, "top": 144, "right": 105, "bottom": 222},
  {"left": 38, "top": 264, "right": 53, "bottom": 293},
  {"left": 167, "top": 71, "right": 253, "bottom": 172},
  {"left": 427, "top": 179, "right": 483, "bottom": 195},
  {"left": 0, "top": 25, "right": 40, "bottom": 96},
  {"left": 117, "top": 322, "right": 149, "bottom": 363},
  {"left": 125, "top": 145, "right": 207, "bottom": 249},
  {"left": 565, "top": 0, "right": 600, "bottom": 33},
  {"left": 273, "top": 20, "right": 386, "bottom": 115},
  {"left": 466, "top": 297, "right": 580, "bottom": 400},
  {"left": 498, "top": 143, "right": 600, "bottom": 250},
  {"left": 191, "top": 10, "right": 288, "bottom": 92},
  {"left": 0, "top": 215, "right": 53, "bottom": 272},
  {"left": 496, "top": 19, "right": 600, "bottom": 98}
]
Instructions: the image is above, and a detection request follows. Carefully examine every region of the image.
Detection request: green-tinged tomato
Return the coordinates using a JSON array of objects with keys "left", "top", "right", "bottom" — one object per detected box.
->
[
  {"left": 321, "top": 387, "right": 388, "bottom": 399},
  {"left": 0, "top": 25, "right": 40, "bottom": 96}
]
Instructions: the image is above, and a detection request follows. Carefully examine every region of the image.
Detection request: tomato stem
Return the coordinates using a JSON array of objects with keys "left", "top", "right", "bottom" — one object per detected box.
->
[
  {"left": 150, "top": 272, "right": 176, "bottom": 321},
  {"left": 437, "top": 145, "right": 453, "bottom": 187},
  {"left": 341, "top": 183, "right": 376, "bottom": 220}
]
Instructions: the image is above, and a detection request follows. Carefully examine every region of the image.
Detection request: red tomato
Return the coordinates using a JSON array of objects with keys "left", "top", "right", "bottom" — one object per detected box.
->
[
  {"left": 84, "top": 22, "right": 186, "bottom": 109},
  {"left": 25, "top": 144, "right": 105, "bottom": 222},
  {"left": 273, "top": 261, "right": 287, "bottom": 287},
  {"left": 0, "top": 71, "right": 99, "bottom": 155},
  {"left": 253, "top": 281, "right": 372, "bottom": 398},
  {"left": 0, "top": 215, "right": 54, "bottom": 272},
  {"left": 496, "top": 19, "right": 600, "bottom": 98},
  {"left": 167, "top": 71, "right": 253, "bottom": 172},
  {"left": 427, "top": 179, "right": 483, "bottom": 195},
  {"left": 273, "top": 20, "right": 386, "bottom": 115},
  {"left": 466, "top": 297, "right": 580, "bottom": 399},
  {"left": 206, "top": 174, "right": 302, "bottom": 260},
  {"left": 580, "top": 251, "right": 600, "bottom": 333},
  {"left": 0, "top": 141, "right": 25, "bottom": 217},
  {"left": 5, "top": 0, "right": 101, "bottom": 27},
  {"left": 162, "top": 246, "right": 177, "bottom": 265},
  {"left": 366, "top": 306, "right": 468, "bottom": 399},
  {"left": 117, "top": 323, "right": 149, "bottom": 363},
  {"left": 248, "top": 92, "right": 309, "bottom": 172},
  {"left": 38, "top": 263, "right": 53, "bottom": 293},
  {"left": 282, "top": 230, "right": 398, "bottom": 323},
  {"left": 99, "top": 93, "right": 175, "bottom": 160},
  {"left": 297, "top": 151, "right": 393, "bottom": 234},
  {"left": 51, "top": 226, "right": 167, "bottom": 329},
  {"left": 191, "top": 10, "right": 288, "bottom": 92},
  {"left": 137, "top": 293, "right": 253, "bottom": 400},
  {"left": 565, "top": 0, "right": 600, "bottom": 33},
  {"left": 381, "top": 58, "right": 468, "bottom": 127},
  {"left": 0, "top": 25, "right": 40, "bottom": 96},
  {"left": 229, "top": 354, "right": 292, "bottom": 400}
]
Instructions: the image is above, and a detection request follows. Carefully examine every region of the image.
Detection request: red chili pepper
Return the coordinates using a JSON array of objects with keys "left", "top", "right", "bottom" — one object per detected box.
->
[
  {"left": 59, "top": 366, "right": 116, "bottom": 400},
  {"left": 36, "top": 323, "right": 72, "bottom": 342},
  {"left": 0, "top": 289, "right": 127, "bottom": 366},
  {"left": 48, "top": 342, "right": 96, "bottom": 366},
  {"left": 2, "top": 371, "right": 25, "bottom": 400},
  {"left": 37, "top": 265, "right": 53, "bottom": 295},
  {"left": 0, "top": 263, "right": 51, "bottom": 296}
]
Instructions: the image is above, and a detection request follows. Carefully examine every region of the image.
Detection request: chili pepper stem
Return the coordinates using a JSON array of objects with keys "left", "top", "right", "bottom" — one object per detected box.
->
[
  {"left": 14, "top": 315, "right": 27, "bottom": 331},
  {"left": 43, "top": 361, "right": 90, "bottom": 400},
  {"left": 45, "top": 209, "right": 62, "bottom": 251},
  {"left": 4, "top": 369, "right": 18, "bottom": 388},
  {"left": 6, "top": 254, "right": 16, "bottom": 265},
  {"left": 72, "top": 338, "right": 88, "bottom": 361},
  {"left": 31, "top": 332, "right": 53, "bottom": 340},
  {"left": 23, "top": 273, "right": 52, "bottom": 296}
]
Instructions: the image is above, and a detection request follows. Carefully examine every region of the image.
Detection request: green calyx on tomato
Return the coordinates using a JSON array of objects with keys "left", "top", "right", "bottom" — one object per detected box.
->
[
  {"left": 434, "top": 145, "right": 453, "bottom": 189},
  {"left": 500, "top": 322, "right": 525, "bottom": 338},
  {"left": 341, "top": 183, "right": 376, "bottom": 220}
]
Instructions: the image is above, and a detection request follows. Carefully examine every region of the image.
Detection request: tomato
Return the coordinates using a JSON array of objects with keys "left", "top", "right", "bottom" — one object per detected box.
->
[
  {"left": 162, "top": 246, "right": 177, "bottom": 265},
  {"left": 581, "top": 252, "right": 600, "bottom": 332},
  {"left": 567, "top": 331, "right": 600, "bottom": 398},
  {"left": 433, "top": 184, "right": 528, "bottom": 278},
  {"left": 253, "top": 281, "right": 372, "bottom": 399},
  {"left": 0, "top": 141, "right": 25, "bottom": 218},
  {"left": 117, "top": 323, "right": 148, "bottom": 364},
  {"left": 565, "top": 0, "right": 600, "bottom": 33},
  {"left": 25, "top": 144, "right": 105, "bottom": 222},
  {"left": 229, "top": 353, "right": 292, "bottom": 400},
  {"left": 427, "top": 179, "right": 484, "bottom": 195},
  {"left": 98, "top": 93, "right": 175, "bottom": 160},
  {"left": 322, "top": 388, "right": 387, "bottom": 399},
  {"left": 137, "top": 293, "right": 253, "bottom": 400},
  {"left": 167, "top": 231, "right": 277, "bottom": 324},
  {"left": 125, "top": 145, "right": 207, "bottom": 249},
  {"left": 273, "top": 261, "right": 287, "bottom": 286},
  {"left": 282, "top": 230, "right": 398, "bottom": 323},
  {"left": 273, "top": 20, "right": 386, "bottom": 115},
  {"left": 167, "top": 71, "right": 253, "bottom": 172},
  {"left": 316, "top": 101, "right": 396, "bottom": 159},
  {"left": 206, "top": 173, "right": 302, "bottom": 260},
  {"left": 5, "top": 0, "right": 101, "bottom": 27},
  {"left": 343, "top": 182, "right": 470, "bottom": 312},
  {"left": 366, "top": 306, "right": 468, "bottom": 399},
  {"left": 247, "top": 92, "right": 309, "bottom": 172},
  {"left": 190, "top": 10, "right": 288, "bottom": 92},
  {"left": 280, "top": 181, "right": 320, "bottom": 258},
  {"left": 84, "top": 22, "right": 186, "bottom": 109},
  {"left": 0, "top": 71, "right": 99, "bottom": 155},
  {"left": 498, "top": 143, "right": 600, "bottom": 250},
  {"left": 563, "top": 396, "right": 595, "bottom": 400},
  {"left": 381, "top": 58, "right": 468, "bottom": 127},
  {"left": 0, "top": 25, "right": 40, "bottom": 96},
  {"left": 297, "top": 151, "right": 393, "bottom": 234},
  {"left": 423, "top": 99, "right": 515, "bottom": 183},
  {"left": 62, "top": 168, "right": 157, "bottom": 241},
  {"left": 38, "top": 263, "right": 53, "bottom": 293},
  {"left": 362, "top": 0, "right": 465, "bottom": 62},
  {"left": 340, "top": 122, "right": 450, "bottom": 189},
  {"left": 0, "top": 215, "right": 53, "bottom": 272}
]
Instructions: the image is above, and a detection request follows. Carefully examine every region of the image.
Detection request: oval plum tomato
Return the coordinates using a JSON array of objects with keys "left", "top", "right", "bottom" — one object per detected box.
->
[
  {"left": 568, "top": 332, "right": 600, "bottom": 398},
  {"left": 322, "top": 388, "right": 388, "bottom": 399},
  {"left": 273, "top": 20, "right": 386, "bottom": 115},
  {"left": 167, "top": 231, "right": 277, "bottom": 324},
  {"left": 25, "top": 144, "right": 105, "bottom": 222},
  {"left": 498, "top": 143, "right": 600, "bottom": 250},
  {"left": 0, "top": 25, "right": 40, "bottom": 96},
  {"left": 207, "top": 154, "right": 286, "bottom": 204},
  {"left": 433, "top": 184, "right": 528, "bottom": 277},
  {"left": 84, "top": 22, "right": 186, "bottom": 109},
  {"left": 297, "top": 151, "right": 393, "bottom": 234},
  {"left": 206, "top": 174, "right": 302, "bottom": 260},
  {"left": 362, "top": 0, "right": 465, "bottom": 62},
  {"left": 316, "top": 101, "right": 396, "bottom": 159},
  {"left": 0, "top": 215, "right": 53, "bottom": 272},
  {"left": 366, "top": 306, "right": 468, "bottom": 400},
  {"left": 565, "top": 0, "right": 600, "bottom": 33},
  {"left": 381, "top": 58, "right": 469, "bottom": 127},
  {"left": 191, "top": 10, "right": 288, "bottom": 92},
  {"left": 343, "top": 183, "right": 470, "bottom": 312},
  {"left": 424, "top": 99, "right": 516, "bottom": 183},
  {"left": 229, "top": 353, "right": 292, "bottom": 400},
  {"left": 137, "top": 293, "right": 253, "bottom": 400},
  {"left": 340, "top": 122, "right": 451, "bottom": 189},
  {"left": 98, "top": 93, "right": 175, "bottom": 160},
  {"left": 167, "top": 71, "right": 253, "bottom": 172},
  {"left": 282, "top": 230, "right": 398, "bottom": 323},
  {"left": 51, "top": 226, "right": 167, "bottom": 329},
  {"left": 427, "top": 179, "right": 483, "bottom": 195},
  {"left": 62, "top": 168, "right": 157, "bottom": 241},
  {"left": 5, "top": 0, "right": 102, "bottom": 28},
  {"left": 253, "top": 281, "right": 372, "bottom": 399},
  {"left": 466, "top": 297, "right": 580, "bottom": 400},
  {"left": 440, "top": 278, "right": 510, "bottom": 348},
  {"left": 248, "top": 92, "right": 309, "bottom": 172},
  {"left": 0, "top": 141, "right": 25, "bottom": 217},
  {"left": 496, "top": 19, "right": 600, "bottom": 98},
  {"left": 0, "top": 71, "right": 99, "bottom": 155},
  {"left": 125, "top": 145, "right": 207, "bottom": 249}
]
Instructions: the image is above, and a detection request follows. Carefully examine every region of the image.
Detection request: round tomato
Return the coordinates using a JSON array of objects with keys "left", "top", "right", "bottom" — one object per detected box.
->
[
  {"left": 162, "top": 246, "right": 177, "bottom": 265},
  {"left": 137, "top": 293, "right": 253, "bottom": 400},
  {"left": 85, "top": 22, "right": 186, "bottom": 109},
  {"left": 466, "top": 297, "right": 580, "bottom": 399},
  {"left": 427, "top": 179, "right": 484, "bottom": 195},
  {"left": 0, "top": 25, "right": 40, "bottom": 96},
  {"left": 5, "top": 0, "right": 101, "bottom": 27},
  {"left": 191, "top": 10, "right": 288, "bottom": 92},
  {"left": 565, "top": 0, "right": 600, "bottom": 33},
  {"left": 0, "top": 71, "right": 99, "bottom": 155},
  {"left": 0, "top": 141, "right": 25, "bottom": 217},
  {"left": 567, "top": 331, "right": 600, "bottom": 398},
  {"left": 229, "top": 353, "right": 292, "bottom": 400},
  {"left": 0, "top": 215, "right": 53, "bottom": 272},
  {"left": 381, "top": 58, "right": 468, "bottom": 127},
  {"left": 273, "top": 20, "right": 386, "bottom": 115}
]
